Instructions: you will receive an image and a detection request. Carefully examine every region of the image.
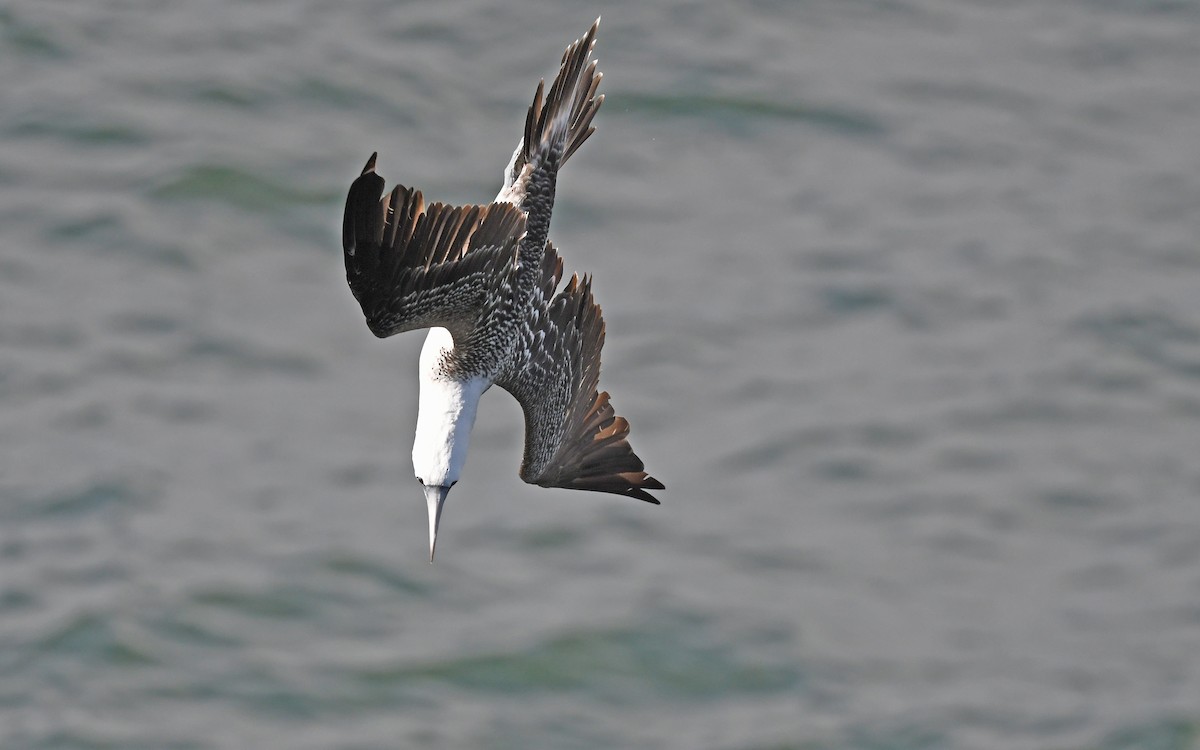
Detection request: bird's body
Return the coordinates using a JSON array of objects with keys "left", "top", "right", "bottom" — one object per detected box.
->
[{"left": 342, "top": 19, "right": 663, "bottom": 560}]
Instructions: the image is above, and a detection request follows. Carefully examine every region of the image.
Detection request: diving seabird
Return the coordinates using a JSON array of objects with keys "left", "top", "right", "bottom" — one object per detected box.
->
[{"left": 342, "top": 19, "right": 663, "bottom": 560}]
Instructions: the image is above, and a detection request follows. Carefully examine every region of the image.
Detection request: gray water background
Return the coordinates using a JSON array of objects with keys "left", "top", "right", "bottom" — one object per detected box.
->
[{"left": 3, "top": 1, "right": 1200, "bottom": 748}]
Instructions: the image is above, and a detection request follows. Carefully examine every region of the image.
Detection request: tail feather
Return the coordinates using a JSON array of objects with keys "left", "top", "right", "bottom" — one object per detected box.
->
[{"left": 500, "top": 18, "right": 604, "bottom": 201}]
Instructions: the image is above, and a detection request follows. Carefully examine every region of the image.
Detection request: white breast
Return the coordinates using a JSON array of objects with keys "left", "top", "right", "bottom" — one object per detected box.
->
[{"left": 411, "top": 328, "right": 490, "bottom": 487}]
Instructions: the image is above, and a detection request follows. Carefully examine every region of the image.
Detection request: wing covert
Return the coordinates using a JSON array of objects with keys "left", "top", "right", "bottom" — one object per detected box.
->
[
  {"left": 497, "top": 244, "right": 663, "bottom": 503},
  {"left": 343, "top": 153, "right": 526, "bottom": 340}
]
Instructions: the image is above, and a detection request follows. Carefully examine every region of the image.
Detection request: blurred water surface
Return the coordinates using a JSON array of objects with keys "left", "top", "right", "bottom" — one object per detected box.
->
[{"left": 3, "top": 1, "right": 1200, "bottom": 748}]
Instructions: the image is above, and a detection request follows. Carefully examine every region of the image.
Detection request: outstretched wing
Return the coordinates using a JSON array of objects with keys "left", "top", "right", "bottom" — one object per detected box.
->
[
  {"left": 497, "top": 244, "right": 663, "bottom": 504},
  {"left": 343, "top": 153, "right": 526, "bottom": 340}
]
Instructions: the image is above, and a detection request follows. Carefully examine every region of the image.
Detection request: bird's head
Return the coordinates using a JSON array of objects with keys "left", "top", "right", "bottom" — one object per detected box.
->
[
  {"left": 412, "top": 402, "right": 470, "bottom": 562},
  {"left": 418, "top": 481, "right": 453, "bottom": 563},
  {"left": 412, "top": 333, "right": 489, "bottom": 561}
]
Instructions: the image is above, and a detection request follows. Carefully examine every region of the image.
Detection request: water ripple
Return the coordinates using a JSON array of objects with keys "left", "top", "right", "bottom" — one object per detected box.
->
[
  {"left": 150, "top": 164, "right": 339, "bottom": 215},
  {"left": 29, "top": 611, "right": 157, "bottom": 669},
  {"left": 347, "top": 618, "right": 800, "bottom": 704},
  {"left": 616, "top": 91, "right": 887, "bottom": 137},
  {"left": 1079, "top": 308, "right": 1200, "bottom": 381}
]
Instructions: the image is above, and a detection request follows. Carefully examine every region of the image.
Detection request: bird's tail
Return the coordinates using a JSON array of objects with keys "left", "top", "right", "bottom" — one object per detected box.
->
[{"left": 498, "top": 18, "right": 604, "bottom": 203}]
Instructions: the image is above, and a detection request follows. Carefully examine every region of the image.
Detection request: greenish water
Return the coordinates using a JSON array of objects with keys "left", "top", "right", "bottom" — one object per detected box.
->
[{"left": 3, "top": 1, "right": 1200, "bottom": 748}]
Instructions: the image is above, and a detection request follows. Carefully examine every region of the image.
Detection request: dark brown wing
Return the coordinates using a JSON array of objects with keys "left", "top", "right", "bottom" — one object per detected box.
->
[
  {"left": 343, "top": 153, "right": 526, "bottom": 339},
  {"left": 496, "top": 244, "right": 663, "bottom": 504}
]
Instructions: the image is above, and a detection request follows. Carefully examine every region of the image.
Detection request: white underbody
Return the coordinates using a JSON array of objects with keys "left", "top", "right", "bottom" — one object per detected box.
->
[
  {"left": 408, "top": 145, "right": 532, "bottom": 488},
  {"left": 411, "top": 327, "right": 491, "bottom": 488}
]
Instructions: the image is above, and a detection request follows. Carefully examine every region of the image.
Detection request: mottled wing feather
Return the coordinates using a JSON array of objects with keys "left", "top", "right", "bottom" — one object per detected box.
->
[
  {"left": 498, "top": 244, "right": 663, "bottom": 504},
  {"left": 343, "top": 153, "right": 526, "bottom": 339}
]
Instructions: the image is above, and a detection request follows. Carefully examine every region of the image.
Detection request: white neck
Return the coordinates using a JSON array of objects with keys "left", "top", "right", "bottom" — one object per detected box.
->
[{"left": 411, "top": 328, "right": 489, "bottom": 487}]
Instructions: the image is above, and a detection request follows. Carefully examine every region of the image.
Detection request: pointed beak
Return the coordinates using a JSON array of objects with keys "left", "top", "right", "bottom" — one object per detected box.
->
[{"left": 423, "top": 484, "right": 451, "bottom": 562}]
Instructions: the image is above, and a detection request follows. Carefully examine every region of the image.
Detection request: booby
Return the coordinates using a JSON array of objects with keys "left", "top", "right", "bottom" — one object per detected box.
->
[{"left": 342, "top": 19, "right": 663, "bottom": 561}]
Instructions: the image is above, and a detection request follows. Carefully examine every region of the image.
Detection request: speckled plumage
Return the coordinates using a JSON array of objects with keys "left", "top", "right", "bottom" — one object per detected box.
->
[{"left": 342, "top": 19, "right": 663, "bottom": 516}]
